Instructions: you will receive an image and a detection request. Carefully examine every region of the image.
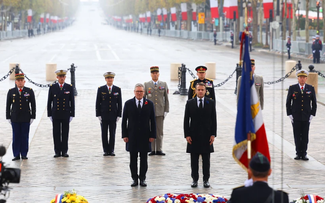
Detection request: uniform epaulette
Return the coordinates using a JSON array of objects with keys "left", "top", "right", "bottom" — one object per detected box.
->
[
  {"left": 98, "top": 86, "right": 100, "bottom": 88},
  {"left": 70, "top": 84, "right": 73, "bottom": 86},
  {"left": 232, "top": 185, "right": 245, "bottom": 190},
  {"left": 50, "top": 84, "right": 52, "bottom": 87},
  {"left": 10, "top": 88, "right": 14, "bottom": 90},
  {"left": 190, "top": 79, "right": 197, "bottom": 83},
  {"left": 206, "top": 78, "right": 214, "bottom": 81},
  {"left": 30, "top": 88, "right": 32, "bottom": 90}
]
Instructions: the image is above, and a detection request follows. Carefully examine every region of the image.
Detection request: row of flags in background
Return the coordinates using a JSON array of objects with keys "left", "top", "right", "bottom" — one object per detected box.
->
[
  {"left": 114, "top": 0, "right": 294, "bottom": 23},
  {"left": 27, "top": 9, "right": 68, "bottom": 24}
]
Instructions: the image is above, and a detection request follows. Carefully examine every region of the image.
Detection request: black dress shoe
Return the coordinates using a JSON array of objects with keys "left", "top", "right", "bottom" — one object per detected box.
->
[
  {"left": 103, "top": 152, "right": 110, "bottom": 156},
  {"left": 110, "top": 152, "right": 115, "bottom": 156},
  {"left": 62, "top": 153, "right": 69, "bottom": 158},
  {"left": 301, "top": 156, "right": 309, "bottom": 161},
  {"left": 294, "top": 155, "right": 301, "bottom": 160},
  {"left": 149, "top": 151, "right": 156, "bottom": 156},
  {"left": 131, "top": 180, "right": 138, "bottom": 187},
  {"left": 203, "top": 181, "right": 210, "bottom": 188},
  {"left": 156, "top": 151, "right": 166, "bottom": 156},
  {"left": 12, "top": 157, "right": 20, "bottom": 161},
  {"left": 22, "top": 156, "right": 28, "bottom": 160},
  {"left": 54, "top": 154, "right": 61, "bottom": 158},
  {"left": 140, "top": 180, "right": 147, "bottom": 187},
  {"left": 191, "top": 181, "right": 198, "bottom": 188}
]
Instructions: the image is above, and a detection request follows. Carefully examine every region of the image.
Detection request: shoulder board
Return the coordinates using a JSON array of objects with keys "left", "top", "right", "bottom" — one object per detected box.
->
[
  {"left": 190, "top": 79, "right": 197, "bottom": 83},
  {"left": 30, "top": 88, "right": 32, "bottom": 90},
  {"left": 98, "top": 86, "right": 100, "bottom": 88},
  {"left": 50, "top": 84, "right": 52, "bottom": 87},
  {"left": 10, "top": 88, "right": 14, "bottom": 90},
  {"left": 70, "top": 84, "right": 73, "bottom": 86},
  {"left": 232, "top": 185, "right": 245, "bottom": 190},
  {"left": 312, "top": 85, "right": 314, "bottom": 87},
  {"left": 206, "top": 78, "right": 214, "bottom": 81}
]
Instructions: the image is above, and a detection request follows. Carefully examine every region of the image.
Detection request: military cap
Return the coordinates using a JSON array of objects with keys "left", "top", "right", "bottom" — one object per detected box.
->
[
  {"left": 195, "top": 66, "right": 207, "bottom": 73},
  {"left": 15, "top": 73, "right": 25, "bottom": 80},
  {"left": 312, "top": 36, "right": 316, "bottom": 39},
  {"left": 150, "top": 66, "right": 159, "bottom": 73},
  {"left": 103, "top": 72, "right": 115, "bottom": 78},
  {"left": 287, "top": 36, "right": 290, "bottom": 39},
  {"left": 315, "top": 35, "right": 320, "bottom": 38},
  {"left": 249, "top": 152, "right": 270, "bottom": 172},
  {"left": 250, "top": 59, "right": 255, "bottom": 66},
  {"left": 55, "top": 70, "right": 67, "bottom": 76},
  {"left": 296, "top": 69, "right": 309, "bottom": 77}
]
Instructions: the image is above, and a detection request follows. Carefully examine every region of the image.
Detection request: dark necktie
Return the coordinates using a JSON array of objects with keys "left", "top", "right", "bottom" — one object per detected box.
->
[
  {"left": 199, "top": 99, "right": 203, "bottom": 109},
  {"left": 138, "top": 100, "right": 141, "bottom": 111}
]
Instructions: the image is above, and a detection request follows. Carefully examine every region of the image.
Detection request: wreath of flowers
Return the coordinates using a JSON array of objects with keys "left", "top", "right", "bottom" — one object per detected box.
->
[
  {"left": 293, "top": 194, "right": 324, "bottom": 203},
  {"left": 146, "top": 193, "right": 228, "bottom": 203},
  {"left": 50, "top": 190, "right": 88, "bottom": 203}
]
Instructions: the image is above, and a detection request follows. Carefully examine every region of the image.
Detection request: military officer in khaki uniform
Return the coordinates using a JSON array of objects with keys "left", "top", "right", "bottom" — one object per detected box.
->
[
  {"left": 144, "top": 66, "right": 169, "bottom": 156},
  {"left": 188, "top": 66, "right": 215, "bottom": 101},
  {"left": 237, "top": 59, "right": 264, "bottom": 109}
]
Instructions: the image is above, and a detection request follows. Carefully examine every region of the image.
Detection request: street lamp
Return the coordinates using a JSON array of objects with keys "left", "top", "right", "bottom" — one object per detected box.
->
[{"left": 316, "top": 1, "right": 320, "bottom": 33}]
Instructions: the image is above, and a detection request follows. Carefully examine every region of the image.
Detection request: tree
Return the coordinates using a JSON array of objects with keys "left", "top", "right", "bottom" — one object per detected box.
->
[
  {"left": 322, "top": 0, "right": 325, "bottom": 42},
  {"left": 282, "top": 0, "right": 287, "bottom": 40},
  {"left": 305, "top": 0, "right": 309, "bottom": 43},
  {"left": 252, "top": 0, "right": 258, "bottom": 44}
]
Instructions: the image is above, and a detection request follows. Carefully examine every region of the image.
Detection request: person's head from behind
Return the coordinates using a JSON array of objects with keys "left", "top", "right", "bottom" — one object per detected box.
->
[{"left": 248, "top": 152, "right": 271, "bottom": 181}]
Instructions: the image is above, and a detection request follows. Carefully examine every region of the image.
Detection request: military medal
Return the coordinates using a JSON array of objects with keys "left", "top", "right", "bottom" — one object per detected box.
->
[
  {"left": 206, "top": 90, "right": 210, "bottom": 95},
  {"left": 13, "top": 94, "right": 15, "bottom": 103}
]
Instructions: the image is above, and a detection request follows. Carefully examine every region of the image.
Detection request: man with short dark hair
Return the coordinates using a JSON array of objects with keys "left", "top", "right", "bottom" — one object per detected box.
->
[
  {"left": 188, "top": 66, "right": 215, "bottom": 101},
  {"left": 228, "top": 152, "right": 289, "bottom": 203},
  {"left": 184, "top": 82, "right": 217, "bottom": 188}
]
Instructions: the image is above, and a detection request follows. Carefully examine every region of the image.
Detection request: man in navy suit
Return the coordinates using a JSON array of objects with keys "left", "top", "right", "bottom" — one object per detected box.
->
[
  {"left": 184, "top": 82, "right": 217, "bottom": 188},
  {"left": 6, "top": 73, "right": 36, "bottom": 161},
  {"left": 47, "top": 70, "right": 75, "bottom": 158},
  {"left": 96, "top": 72, "right": 122, "bottom": 156},
  {"left": 228, "top": 152, "right": 289, "bottom": 203},
  {"left": 286, "top": 69, "right": 317, "bottom": 161},
  {"left": 122, "top": 83, "right": 156, "bottom": 187}
]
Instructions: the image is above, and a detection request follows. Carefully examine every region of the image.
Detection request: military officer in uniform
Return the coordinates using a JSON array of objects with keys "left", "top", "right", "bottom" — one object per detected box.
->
[
  {"left": 286, "top": 69, "right": 316, "bottom": 161},
  {"left": 6, "top": 73, "right": 36, "bottom": 161},
  {"left": 47, "top": 70, "right": 75, "bottom": 158},
  {"left": 144, "top": 66, "right": 169, "bottom": 156},
  {"left": 237, "top": 59, "right": 264, "bottom": 109},
  {"left": 96, "top": 72, "right": 122, "bottom": 156},
  {"left": 188, "top": 66, "right": 215, "bottom": 101}
]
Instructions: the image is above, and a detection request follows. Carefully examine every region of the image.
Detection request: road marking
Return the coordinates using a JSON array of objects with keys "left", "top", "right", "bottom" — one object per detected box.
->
[
  {"left": 1, "top": 55, "right": 16, "bottom": 63},
  {"left": 107, "top": 44, "right": 120, "bottom": 61},
  {"left": 94, "top": 44, "right": 102, "bottom": 61}
]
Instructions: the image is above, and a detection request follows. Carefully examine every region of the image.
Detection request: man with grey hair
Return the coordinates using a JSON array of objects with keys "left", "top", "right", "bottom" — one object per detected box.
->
[{"left": 122, "top": 83, "right": 156, "bottom": 187}]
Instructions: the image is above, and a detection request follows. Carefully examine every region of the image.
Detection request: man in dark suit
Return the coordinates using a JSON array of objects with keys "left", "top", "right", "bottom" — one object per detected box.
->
[
  {"left": 6, "top": 73, "right": 36, "bottom": 161},
  {"left": 188, "top": 66, "right": 215, "bottom": 101},
  {"left": 47, "top": 70, "right": 75, "bottom": 158},
  {"left": 122, "top": 83, "right": 156, "bottom": 187},
  {"left": 286, "top": 69, "right": 316, "bottom": 161},
  {"left": 96, "top": 72, "right": 122, "bottom": 156},
  {"left": 228, "top": 152, "right": 289, "bottom": 203},
  {"left": 184, "top": 82, "right": 216, "bottom": 188}
]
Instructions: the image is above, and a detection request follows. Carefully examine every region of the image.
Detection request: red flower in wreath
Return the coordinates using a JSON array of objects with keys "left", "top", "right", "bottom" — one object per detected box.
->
[
  {"left": 292, "top": 93, "right": 295, "bottom": 97},
  {"left": 145, "top": 101, "right": 148, "bottom": 105}
]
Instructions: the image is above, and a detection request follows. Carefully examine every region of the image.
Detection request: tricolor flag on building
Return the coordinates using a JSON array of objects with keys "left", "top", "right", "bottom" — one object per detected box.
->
[
  {"left": 146, "top": 11, "right": 151, "bottom": 22},
  {"left": 40, "top": 13, "right": 44, "bottom": 23},
  {"left": 192, "top": 3, "right": 197, "bottom": 21},
  {"left": 27, "top": 9, "right": 32, "bottom": 22},
  {"left": 210, "top": 0, "right": 219, "bottom": 19},
  {"left": 46, "top": 13, "right": 50, "bottom": 23},
  {"left": 163, "top": 8, "right": 167, "bottom": 22},
  {"left": 171, "top": 7, "right": 177, "bottom": 22},
  {"left": 181, "top": 3, "right": 187, "bottom": 21},
  {"left": 223, "top": 0, "right": 238, "bottom": 19},
  {"left": 233, "top": 32, "right": 271, "bottom": 170},
  {"left": 157, "top": 8, "right": 162, "bottom": 21},
  {"left": 263, "top": 0, "right": 273, "bottom": 19}
]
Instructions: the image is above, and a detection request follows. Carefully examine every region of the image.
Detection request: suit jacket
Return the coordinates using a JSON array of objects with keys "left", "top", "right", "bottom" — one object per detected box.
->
[
  {"left": 286, "top": 83, "right": 317, "bottom": 121},
  {"left": 47, "top": 83, "right": 75, "bottom": 119},
  {"left": 237, "top": 75, "right": 264, "bottom": 109},
  {"left": 228, "top": 182, "right": 289, "bottom": 203},
  {"left": 96, "top": 85, "right": 122, "bottom": 120},
  {"left": 183, "top": 97, "right": 217, "bottom": 154},
  {"left": 122, "top": 97, "right": 156, "bottom": 152},
  {"left": 144, "top": 80, "right": 169, "bottom": 117},
  {"left": 6, "top": 87, "right": 36, "bottom": 122},
  {"left": 188, "top": 78, "right": 215, "bottom": 101}
]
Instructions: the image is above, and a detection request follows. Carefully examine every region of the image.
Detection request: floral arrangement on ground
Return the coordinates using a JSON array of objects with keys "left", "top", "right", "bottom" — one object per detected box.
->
[
  {"left": 50, "top": 190, "right": 88, "bottom": 203},
  {"left": 293, "top": 194, "right": 324, "bottom": 203},
  {"left": 146, "top": 193, "right": 228, "bottom": 203}
]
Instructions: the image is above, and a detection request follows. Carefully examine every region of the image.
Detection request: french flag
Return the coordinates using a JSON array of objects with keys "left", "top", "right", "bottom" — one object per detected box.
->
[
  {"left": 157, "top": 8, "right": 162, "bottom": 21},
  {"left": 46, "top": 13, "right": 50, "bottom": 23},
  {"left": 308, "top": 195, "right": 317, "bottom": 203},
  {"left": 146, "top": 11, "right": 151, "bottom": 23},
  {"left": 263, "top": 0, "right": 273, "bottom": 19},
  {"left": 171, "top": 7, "right": 177, "bottom": 22},
  {"left": 55, "top": 194, "right": 63, "bottom": 203},
  {"left": 181, "top": 3, "right": 187, "bottom": 21},
  {"left": 27, "top": 9, "right": 32, "bottom": 23},
  {"left": 192, "top": 3, "right": 197, "bottom": 21},
  {"left": 40, "top": 13, "right": 44, "bottom": 23},
  {"left": 210, "top": 0, "right": 219, "bottom": 19},
  {"left": 233, "top": 32, "right": 271, "bottom": 170},
  {"left": 163, "top": 8, "right": 167, "bottom": 22},
  {"left": 223, "top": 0, "right": 238, "bottom": 19}
]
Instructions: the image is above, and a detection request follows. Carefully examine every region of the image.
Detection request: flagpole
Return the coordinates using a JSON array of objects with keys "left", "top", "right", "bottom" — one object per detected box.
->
[{"left": 247, "top": 131, "right": 251, "bottom": 178}]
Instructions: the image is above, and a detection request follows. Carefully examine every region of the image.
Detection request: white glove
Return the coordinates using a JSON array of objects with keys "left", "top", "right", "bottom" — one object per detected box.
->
[
  {"left": 244, "top": 178, "right": 253, "bottom": 187},
  {"left": 309, "top": 115, "right": 314, "bottom": 122},
  {"left": 289, "top": 115, "right": 294, "bottom": 123},
  {"left": 69, "top": 117, "right": 73, "bottom": 123},
  {"left": 50, "top": 116, "right": 53, "bottom": 122},
  {"left": 116, "top": 117, "right": 120, "bottom": 122},
  {"left": 97, "top": 116, "right": 102, "bottom": 123},
  {"left": 164, "top": 112, "right": 167, "bottom": 117},
  {"left": 313, "top": 50, "right": 315, "bottom": 53},
  {"left": 7, "top": 119, "right": 11, "bottom": 124},
  {"left": 30, "top": 119, "right": 34, "bottom": 125}
]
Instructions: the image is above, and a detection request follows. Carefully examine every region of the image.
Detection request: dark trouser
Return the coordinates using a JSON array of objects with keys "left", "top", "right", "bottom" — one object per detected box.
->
[
  {"left": 314, "top": 51, "right": 320, "bottom": 63},
  {"left": 12, "top": 122, "right": 30, "bottom": 157},
  {"left": 292, "top": 120, "right": 310, "bottom": 157},
  {"left": 214, "top": 39, "right": 216, "bottom": 45},
  {"left": 250, "top": 43, "right": 252, "bottom": 52},
  {"left": 101, "top": 120, "right": 116, "bottom": 153},
  {"left": 52, "top": 118, "right": 70, "bottom": 155},
  {"left": 190, "top": 153, "right": 210, "bottom": 182},
  {"left": 129, "top": 152, "right": 148, "bottom": 181},
  {"left": 288, "top": 50, "right": 291, "bottom": 59}
]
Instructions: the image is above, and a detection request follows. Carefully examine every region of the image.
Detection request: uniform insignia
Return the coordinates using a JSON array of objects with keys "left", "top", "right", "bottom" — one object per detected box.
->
[
  {"left": 159, "top": 86, "right": 165, "bottom": 90},
  {"left": 255, "top": 83, "right": 261, "bottom": 86},
  {"left": 206, "top": 82, "right": 213, "bottom": 88},
  {"left": 114, "top": 92, "right": 119, "bottom": 95},
  {"left": 102, "top": 92, "right": 107, "bottom": 95},
  {"left": 54, "top": 95, "right": 56, "bottom": 97},
  {"left": 148, "top": 87, "right": 152, "bottom": 90},
  {"left": 206, "top": 90, "right": 210, "bottom": 95},
  {"left": 13, "top": 94, "right": 16, "bottom": 96},
  {"left": 24, "top": 93, "right": 30, "bottom": 97},
  {"left": 306, "top": 91, "right": 311, "bottom": 94},
  {"left": 148, "top": 94, "right": 152, "bottom": 97},
  {"left": 64, "top": 91, "right": 70, "bottom": 94}
]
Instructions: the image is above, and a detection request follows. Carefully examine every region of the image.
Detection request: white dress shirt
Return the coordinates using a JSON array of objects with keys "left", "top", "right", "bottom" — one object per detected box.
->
[{"left": 197, "top": 97, "right": 204, "bottom": 108}]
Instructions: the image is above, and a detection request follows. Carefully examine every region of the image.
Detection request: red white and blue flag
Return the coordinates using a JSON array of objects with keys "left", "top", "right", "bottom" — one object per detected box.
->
[
  {"left": 308, "top": 195, "right": 317, "bottom": 203},
  {"left": 233, "top": 32, "right": 271, "bottom": 170}
]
